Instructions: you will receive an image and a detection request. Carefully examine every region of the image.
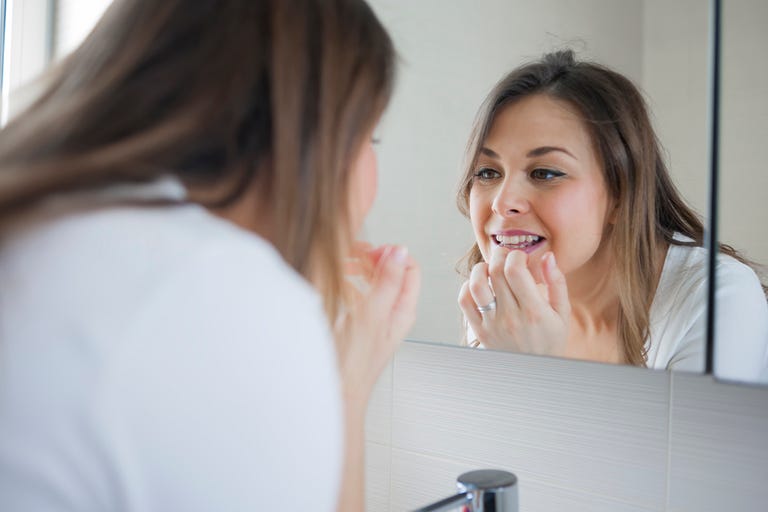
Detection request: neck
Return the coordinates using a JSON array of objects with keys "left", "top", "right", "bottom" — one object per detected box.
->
[
  {"left": 563, "top": 238, "right": 622, "bottom": 363},
  {"left": 562, "top": 236, "right": 671, "bottom": 364}
]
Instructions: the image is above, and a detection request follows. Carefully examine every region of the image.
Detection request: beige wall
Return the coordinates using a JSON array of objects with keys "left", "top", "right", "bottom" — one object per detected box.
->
[
  {"left": 720, "top": 0, "right": 768, "bottom": 266},
  {"left": 643, "top": 0, "right": 768, "bottom": 271},
  {"left": 642, "top": 0, "right": 709, "bottom": 216}
]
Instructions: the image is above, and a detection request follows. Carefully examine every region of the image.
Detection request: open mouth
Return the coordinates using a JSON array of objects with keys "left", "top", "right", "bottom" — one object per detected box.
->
[{"left": 492, "top": 234, "right": 545, "bottom": 252}]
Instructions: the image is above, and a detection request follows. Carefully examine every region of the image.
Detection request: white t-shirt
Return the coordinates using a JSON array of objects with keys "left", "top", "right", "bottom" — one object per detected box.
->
[
  {"left": 647, "top": 240, "right": 768, "bottom": 382},
  {"left": 0, "top": 178, "right": 343, "bottom": 511}
]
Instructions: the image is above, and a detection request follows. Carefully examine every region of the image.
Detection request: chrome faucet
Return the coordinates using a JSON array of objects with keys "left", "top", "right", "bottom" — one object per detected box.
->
[{"left": 411, "top": 469, "right": 518, "bottom": 512}]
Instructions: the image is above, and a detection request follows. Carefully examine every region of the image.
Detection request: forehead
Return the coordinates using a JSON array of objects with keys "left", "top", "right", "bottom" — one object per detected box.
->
[{"left": 483, "top": 94, "right": 595, "bottom": 156}]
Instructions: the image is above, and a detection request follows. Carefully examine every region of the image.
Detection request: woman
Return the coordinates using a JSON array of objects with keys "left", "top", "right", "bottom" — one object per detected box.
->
[
  {"left": 0, "top": 1, "right": 419, "bottom": 511},
  {"left": 457, "top": 50, "right": 767, "bottom": 380}
]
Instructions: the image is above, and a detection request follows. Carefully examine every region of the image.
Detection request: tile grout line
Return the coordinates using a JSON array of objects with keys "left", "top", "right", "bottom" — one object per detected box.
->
[
  {"left": 664, "top": 372, "right": 675, "bottom": 511},
  {"left": 387, "top": 355, "right": 396, "bottom": 512}
]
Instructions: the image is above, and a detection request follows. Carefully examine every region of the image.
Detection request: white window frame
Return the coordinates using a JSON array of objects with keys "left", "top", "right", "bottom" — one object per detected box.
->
[{"left": 0, "top": 0, "right": 53, "bottom": 126}]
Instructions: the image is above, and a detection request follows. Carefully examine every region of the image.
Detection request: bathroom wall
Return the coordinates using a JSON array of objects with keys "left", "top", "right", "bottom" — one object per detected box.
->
[
  {"left": 365, "top": 342, "right": 768, "bottom": 511},
  {"left": 717, "top": 0, "right": 768, "bottom": 268},
  {"left": 641, "top": 0, "right": 708, "bottom": 216},
  {"left": 642, "top": 0, "right": 768, "bottom": 269}
]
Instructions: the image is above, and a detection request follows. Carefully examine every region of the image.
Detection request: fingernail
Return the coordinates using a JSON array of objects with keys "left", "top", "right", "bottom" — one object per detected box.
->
[
  {"left": 548, "top": 252, "right": 557, "bottom": 269},
  {"left": 392, "top": 246, "right": 409, "bottom": 265}
]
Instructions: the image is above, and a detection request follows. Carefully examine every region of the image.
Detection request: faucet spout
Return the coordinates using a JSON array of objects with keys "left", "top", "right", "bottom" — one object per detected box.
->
[
  {"left": 411, "top": 469, "right": 518, "bottom": 512},
  {"left": 412, "top": 492, "right": 471, "bottom": 512}
]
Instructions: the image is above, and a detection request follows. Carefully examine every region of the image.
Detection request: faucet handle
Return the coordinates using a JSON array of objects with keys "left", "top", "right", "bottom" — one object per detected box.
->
[
  {"left": 457, "top": 469, "right": 518, "bottom": 512},
  {"left": 412, "top": 469, "right": 518, "bottom": 512}
]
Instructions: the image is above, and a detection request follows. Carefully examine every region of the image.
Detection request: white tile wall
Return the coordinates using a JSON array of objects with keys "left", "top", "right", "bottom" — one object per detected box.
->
[
  {"left": 668, "top": 373, "right": 768, "bottom": 512},
  {"left": 366, "top": 342, "right": 768, "bottom": 511}
]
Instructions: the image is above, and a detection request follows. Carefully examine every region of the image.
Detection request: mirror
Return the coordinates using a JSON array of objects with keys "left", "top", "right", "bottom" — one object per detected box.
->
[
  {"left": 6, "top": 0, "right": 764, "bottom": 379},
  {"left": 366, "top": 0, "right": 717, "bottom": 373},
  {"left": 713, "top": 0, "right": 768, "bottom": 384}
]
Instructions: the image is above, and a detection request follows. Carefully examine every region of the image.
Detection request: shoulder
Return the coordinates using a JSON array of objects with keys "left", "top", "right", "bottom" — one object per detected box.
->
[
  {"left": 648, "top": 242, "right": 767, "bottom": 379},
  {"left": 659, "top": 242, "right": 762, "bottom": 298}
]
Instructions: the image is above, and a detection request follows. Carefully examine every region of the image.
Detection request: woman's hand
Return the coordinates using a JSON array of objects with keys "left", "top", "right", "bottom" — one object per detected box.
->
[
  {"left": 334, "top": 242, "right": 421, "bottom": 404},
  {"left": 334, "top": 242, "right": 420, "bottom": 512},
  {"left": 458, "top": 248, "right": 570, "bottom": 356}
]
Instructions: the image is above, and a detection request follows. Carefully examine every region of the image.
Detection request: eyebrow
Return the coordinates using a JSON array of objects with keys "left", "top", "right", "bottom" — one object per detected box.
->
[
  {"left": 479, "top": 145, "right": 577, "bottom": 160},
  {"left": 526, "top": 146, "right": 577, "bottom": 159}
]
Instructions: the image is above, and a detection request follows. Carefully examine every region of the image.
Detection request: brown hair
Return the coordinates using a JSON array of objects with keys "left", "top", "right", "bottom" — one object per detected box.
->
[
  {"left": 0, "top": 0, "right": 395, "bottom": 319},
  {"left": 457, "top": 49, "right": 757, "bottom": 366}
]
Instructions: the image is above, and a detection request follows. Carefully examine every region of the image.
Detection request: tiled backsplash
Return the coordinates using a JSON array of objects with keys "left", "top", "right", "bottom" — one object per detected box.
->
[{"left": 366, "top": 342, "right": 768, "bottom": 512}]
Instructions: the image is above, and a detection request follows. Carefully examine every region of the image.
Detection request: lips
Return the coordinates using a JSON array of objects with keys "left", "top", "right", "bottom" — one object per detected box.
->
[{"left": 491, "top": 229, "right": 546, "bottom": 253}]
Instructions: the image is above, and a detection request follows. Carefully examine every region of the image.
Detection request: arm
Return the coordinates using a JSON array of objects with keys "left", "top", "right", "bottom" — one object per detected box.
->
[{"left": 334, "top": 245, "right": 421, "bottom": 512}]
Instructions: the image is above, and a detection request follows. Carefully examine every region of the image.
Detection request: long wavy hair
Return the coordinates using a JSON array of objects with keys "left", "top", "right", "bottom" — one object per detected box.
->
[
  {"left": 457, "top": 50, "right": 757, "bottom": 366},
  {"left": 0, "top": 0, "right": 395, "bottom": 320}
]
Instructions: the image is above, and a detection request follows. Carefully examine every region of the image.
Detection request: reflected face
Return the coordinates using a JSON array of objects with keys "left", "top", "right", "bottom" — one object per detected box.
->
[
  {"left": 469, "top": 94, "right": 614, "bottom": 282},
  {"left": 349, "top": 130, "right": 379, "bottom": 235}
]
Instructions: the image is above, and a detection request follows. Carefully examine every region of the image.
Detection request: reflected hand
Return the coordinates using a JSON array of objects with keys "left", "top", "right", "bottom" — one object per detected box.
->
[{"left": 458, "top": 249, "right": 569, "bottom": 356}]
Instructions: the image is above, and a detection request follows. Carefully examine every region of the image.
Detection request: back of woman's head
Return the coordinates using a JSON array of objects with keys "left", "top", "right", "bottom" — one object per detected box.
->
[
  {"left": 458, "top": 49, "right": 703, "bottom": 365},
  {"left": 0, "top": 0, "right": 395, "bottom": 317}
]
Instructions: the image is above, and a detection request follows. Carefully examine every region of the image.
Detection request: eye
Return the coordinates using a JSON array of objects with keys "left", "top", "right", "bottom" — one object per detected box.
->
[
  {"left": 530, "top": 168, "right": 565, "bottom": 181},
  {"left": 473, "top": 167, "right": 501, "bottom": 181}
]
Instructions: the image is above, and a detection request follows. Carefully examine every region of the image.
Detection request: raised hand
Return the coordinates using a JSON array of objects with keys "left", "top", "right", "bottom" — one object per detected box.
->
[
  {"left": 458, "top": 248, "right": 569, "bottom": 356},
  {"left": 335, "top": 242, "right": 421, "bottom": 402}
]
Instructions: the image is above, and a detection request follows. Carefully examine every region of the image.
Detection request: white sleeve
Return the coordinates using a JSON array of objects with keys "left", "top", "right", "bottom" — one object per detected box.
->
[
  {"left": 713, "top": 260, "right": 768, "bottom": 384},
  {"left": 94, "top": 242, "right": 343, "bottom": 511}
]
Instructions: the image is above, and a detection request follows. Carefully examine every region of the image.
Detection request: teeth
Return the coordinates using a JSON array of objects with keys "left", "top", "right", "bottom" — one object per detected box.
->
[{"left": 494, "top": 234, "right": 541, "bottom": 246}]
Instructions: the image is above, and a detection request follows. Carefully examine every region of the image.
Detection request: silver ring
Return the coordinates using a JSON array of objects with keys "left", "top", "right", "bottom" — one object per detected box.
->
[{"left": 476, "top": 299, "right": 497, "bottom": 313}]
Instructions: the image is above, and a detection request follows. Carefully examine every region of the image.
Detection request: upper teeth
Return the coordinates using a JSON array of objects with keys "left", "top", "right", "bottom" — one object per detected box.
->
[{"left": 495, "top": 234, "right": 540, "bottom": 245}]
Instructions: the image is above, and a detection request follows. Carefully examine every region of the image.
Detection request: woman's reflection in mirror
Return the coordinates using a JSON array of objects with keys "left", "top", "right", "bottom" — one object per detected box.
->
[{"left": 457, "top": 50, "right": 767, "bottom": 382}]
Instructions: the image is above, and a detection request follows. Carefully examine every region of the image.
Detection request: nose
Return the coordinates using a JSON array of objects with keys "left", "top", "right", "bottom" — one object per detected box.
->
[{"left": 491, "top": 177, "right": 530, "bottom": 217}]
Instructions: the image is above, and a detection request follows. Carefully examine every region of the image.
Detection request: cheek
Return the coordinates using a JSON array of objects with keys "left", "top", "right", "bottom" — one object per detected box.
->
[
  {"left": 358, "top": 147, "right": 377, "bottom": 215},
  {"left": 350, "top": 144, "right": 378, "bottom": 233},
  {"left": 542, "top": 186, "right": 610, "bottom": 270},
  {"left": 469, "top": 189, "right": 492, "bottom": 260}
]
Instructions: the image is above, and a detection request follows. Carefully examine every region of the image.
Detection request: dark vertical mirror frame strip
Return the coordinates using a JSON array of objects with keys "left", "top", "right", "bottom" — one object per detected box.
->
[{"left": 705, "top": 0, "right": 722, "bottom": 375}]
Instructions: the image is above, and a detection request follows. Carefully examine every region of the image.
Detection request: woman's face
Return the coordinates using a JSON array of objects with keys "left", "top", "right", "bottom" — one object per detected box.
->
[
  {"left": 348, "top": 129, "right": 379, "bottom": 235},
  {"left": 469, "top": 94, "right": 615, "bottom": 283}
]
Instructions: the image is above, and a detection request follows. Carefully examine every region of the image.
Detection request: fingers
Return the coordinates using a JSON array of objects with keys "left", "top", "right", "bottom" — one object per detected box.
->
[
  {"left": 501, "top": 250, "right": 547, "bottom": 310},
  {"left": 468, "top": 261, "right": 496, "bottom": 313},
  {"left": 487, "top": 246, "right": 519, "bottom": 310},
  {"left": 369, "top": 245, "right": 411, "bottom": 313},
  {"left": 458, "top": 280, "right": 483, "bottom": 330},
  {"left": 542, "top": 252, "right": 570, "bottom": 317},
  {"left": 391, "top": 255, "right": 421, "bottom": 337}
]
